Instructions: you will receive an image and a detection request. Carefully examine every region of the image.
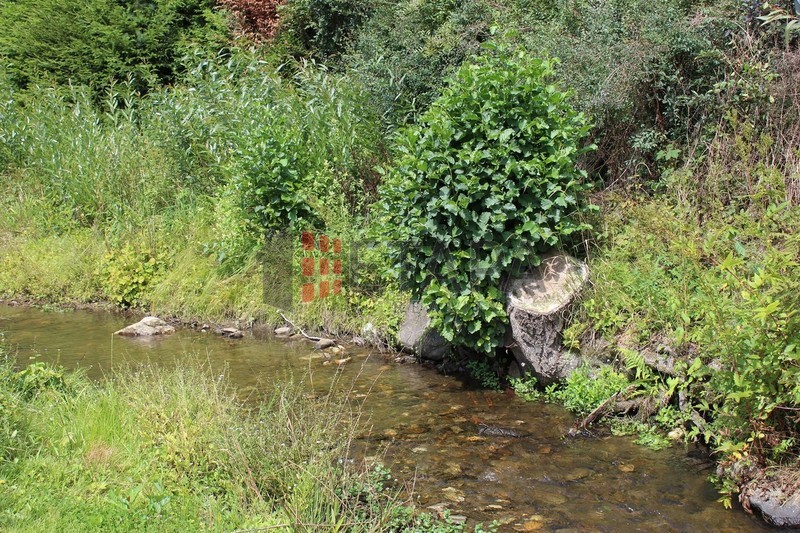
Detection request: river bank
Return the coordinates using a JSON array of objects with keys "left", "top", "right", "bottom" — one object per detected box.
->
[
  {"left": 0, "top": 303, "right": 773, "bottom": 530},
  {"left": 0, "top": 348, "right": 453, "bottom": 531},
  {"left": 2, "top": 221, "right": 799, "bottom": 530}
]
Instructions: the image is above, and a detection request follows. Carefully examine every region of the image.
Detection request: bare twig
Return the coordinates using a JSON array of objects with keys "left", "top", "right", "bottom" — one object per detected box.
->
[
  {"left": 578, "top": 385, "right": 637, "bottom": 429},
  {"left": 279, "top": 312, "right": 323, "bottom": 342}
]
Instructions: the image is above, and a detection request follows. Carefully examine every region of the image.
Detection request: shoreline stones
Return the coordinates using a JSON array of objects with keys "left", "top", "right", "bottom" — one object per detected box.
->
[
  {"left": 747, "top": 486, "right": 800, "bottom": 528},
  {"left": 217, "top": 327, "right": 244, "bottom": 339},
  {"left": 115, "top": 316, "right": 175, "bottom": 337},
  {"left": 397, "top": 302, "right": 450, "bottom": 361},
  {"left": 274, "top": 326, "right": 292, "bottom": 337},
  {"left": 315, "top": 338, "right": 336, "bottom": 350}
]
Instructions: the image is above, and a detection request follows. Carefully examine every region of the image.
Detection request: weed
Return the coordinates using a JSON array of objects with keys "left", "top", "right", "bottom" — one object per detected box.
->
[
  {"left": 510, "top": 375, "right": 542, "bottom": 402},
  {"left": 466, "top": 360, "right": 502, "bottom": 391},
  {"left": 545, "top": 365, "right": 629, "bottom": 415},
  {"left": 0, "top": 356, "right": 463, "bottom": 531},
  {"left": 610, "top": 420, "right": 673, "bottom": 451}
]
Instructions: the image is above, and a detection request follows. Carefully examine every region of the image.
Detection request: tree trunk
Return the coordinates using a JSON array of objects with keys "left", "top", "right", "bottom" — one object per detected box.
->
[{"left": 505, "top": 253, "right": 588, "bottom": 384}]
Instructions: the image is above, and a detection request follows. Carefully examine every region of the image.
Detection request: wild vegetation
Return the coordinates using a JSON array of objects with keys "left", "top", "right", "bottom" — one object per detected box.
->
[
  {"left": 378, "top": 42, "right": 593, "bottom": 354},
  {"left": 1, "top": 0, "right": 800, "bottom": 517},
  {"left": 0, "top": 351, "right": 484, "bottom": 531}
]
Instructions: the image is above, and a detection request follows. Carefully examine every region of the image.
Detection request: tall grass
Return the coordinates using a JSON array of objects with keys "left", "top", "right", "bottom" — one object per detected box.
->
[
  {"left": 0, "top": 81, "right": 185, "bottom": 233},
  {"left": 0, "top": 357, "right": 429, "bottom": 531},
  {"left": 0, "top": 51, "right": 404, "bottom": 337},
  {"left": 0, "top": 50, "right": 384, "bottom": 235}
]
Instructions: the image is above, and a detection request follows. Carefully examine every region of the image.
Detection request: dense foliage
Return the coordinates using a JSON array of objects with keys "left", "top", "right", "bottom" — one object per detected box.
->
[
  {"left": 219, "top": 0, "right": 282, "bottom": 40},
  {"left": 280, "top": 0, "right": 372, "bottom": 58},
  {"left": 345, "top": 0, "right": 492, "bottom": 126},
  {"left": 379, "top": 43, "right": 593, "bottom": 353},
  {"left": 2, "top": 0, "right": 800, "bottom": 511},
  {"left": 0, "top": 0, "right": 229, "bottom": 95}
]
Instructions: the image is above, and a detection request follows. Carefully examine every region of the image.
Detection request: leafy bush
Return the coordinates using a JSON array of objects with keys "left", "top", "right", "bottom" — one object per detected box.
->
[
  {"left": 510, "top": 375, "right": 542, "bottom": 401},
  {"left": 101, "top": 244, "right": 165, "bottom": 308},
  {"left": 378, "top": 43, "right": 594, "bottom": 353},
  {"left": 546, "top": 365, "right": 629, "bottom": 415},
  {"left": 0, "top": 0, "right": 229, "bottom": 95},
  {"left": 704, "top": 243, "right": 800, "bottom": 461}
]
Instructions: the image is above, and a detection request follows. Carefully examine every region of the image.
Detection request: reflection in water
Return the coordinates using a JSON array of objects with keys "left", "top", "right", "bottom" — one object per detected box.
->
[{"left": 0, "top": 305, "right": 766, "bottom": 531}]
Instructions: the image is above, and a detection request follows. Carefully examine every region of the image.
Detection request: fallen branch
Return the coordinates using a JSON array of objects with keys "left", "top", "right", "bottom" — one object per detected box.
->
[
  {"left": 578, "top": 385, "right": 637, "bottom": 429},
  {"left": 279, "top": 312, "right": 323, "bottom": 342}
]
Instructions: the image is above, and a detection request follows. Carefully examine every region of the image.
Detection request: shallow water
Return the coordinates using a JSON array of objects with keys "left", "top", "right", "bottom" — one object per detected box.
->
[{"left": 0, "top": 304, "right": 767, "bottom": 531}]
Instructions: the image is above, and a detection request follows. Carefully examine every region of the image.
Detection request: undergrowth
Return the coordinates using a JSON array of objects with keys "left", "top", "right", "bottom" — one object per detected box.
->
[{"left": 0, "top": 354, "right": 483, "bottom": 531}]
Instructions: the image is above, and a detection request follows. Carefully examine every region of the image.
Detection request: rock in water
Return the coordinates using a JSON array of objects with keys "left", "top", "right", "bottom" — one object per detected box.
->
[
  {"left": 274, "top": 326, "right": 292, "bottom": 337},
  {"left": 115, "top": 316, "right": 175, "bottom": 337},
  {"left": 397, "top": 303, "right": 450, "bottom": 361},
  {"left": 315, "top": 338, "right": 336, "bottom": 350},
  {"left": 477, "top": 424, "right": 529, "bottom": 438},
  {"left": 505, "top": 253, "right": 588, "bottom": 384},
  {"left": 748, "top": 488, "right": 800, "bottom": 527},
  {"left": 219, "top": 327, "right": 244, "bottom": 339}
]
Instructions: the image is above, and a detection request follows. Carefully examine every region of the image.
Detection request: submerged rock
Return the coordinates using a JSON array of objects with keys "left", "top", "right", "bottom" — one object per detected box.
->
[
  {"left": 397, "top": 302, "right": 450, "bottom": 361},
  {"left": 477, "top": 424, "right": 530, "bottom": 438},
  {"left": 115, "top": 316, "right": 175, "bottom": 337},
  {"left": 505, "top": 253, "right": 589, "bottom": 384}
]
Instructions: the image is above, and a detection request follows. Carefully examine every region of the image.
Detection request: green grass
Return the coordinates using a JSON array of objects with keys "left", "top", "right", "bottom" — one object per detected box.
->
[
  {"left": 0, "top": 230, "right": 105, "bottom": 303},
  {"left": 0, "top": 356, "right": 471, "bottom": 532},
  {"left": 0, "top": 54, "right": 406, "bottom": 341}
]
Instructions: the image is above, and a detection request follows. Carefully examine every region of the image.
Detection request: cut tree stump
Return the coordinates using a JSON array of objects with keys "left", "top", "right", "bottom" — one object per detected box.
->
[{"left": 505, "top": 253, "right": 589, "bottom": 384}]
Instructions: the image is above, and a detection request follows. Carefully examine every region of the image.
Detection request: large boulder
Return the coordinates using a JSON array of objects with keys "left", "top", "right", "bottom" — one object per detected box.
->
[
  {"left": 397, "top": 303, "right": 450, "bottom": 361},
  {"left": 505, "top": 253, "right": 589, "bottom": 384},
  {"left": 115, "top": 316, "right": 175, "bottom": 337},
  {"left": 748, "top": 486, "right": 800, "bottom": 528}
]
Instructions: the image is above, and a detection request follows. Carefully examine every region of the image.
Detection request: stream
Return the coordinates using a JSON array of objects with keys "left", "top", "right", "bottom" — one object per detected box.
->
[{"left": 0, "top": 304, "right": 768, "bottom": 531}]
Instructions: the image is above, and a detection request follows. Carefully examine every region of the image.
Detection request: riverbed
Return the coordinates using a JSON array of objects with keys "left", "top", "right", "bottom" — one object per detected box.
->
[{"left": 0, "top": 304, "right": 767, "bottom": 531}]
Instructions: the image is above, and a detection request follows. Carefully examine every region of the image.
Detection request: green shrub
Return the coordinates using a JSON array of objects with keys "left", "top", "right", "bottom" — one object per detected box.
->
[
  {"left": 378, "top": 42, "right": 594, "bottom": 354},
  {"left": 101, "top": 243, "right": 166, "bottom": 308},
  {"left": 704, "top": 243, "right": 800, "bottom": 462},
  {"left": 546, "top": 365, "right": 629, "bottom": 415},
  {"left": 143, "top": 53, "right": 386, "bottom": 266},
  {"left": 510, "top": 375, "right": 542, "bottom": 401},
  {"left": 282, "top": 0, "right": 374, "bottom": 58},
  {"left": 0, "top": 0, "right": 229, "bottom": 95}
]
